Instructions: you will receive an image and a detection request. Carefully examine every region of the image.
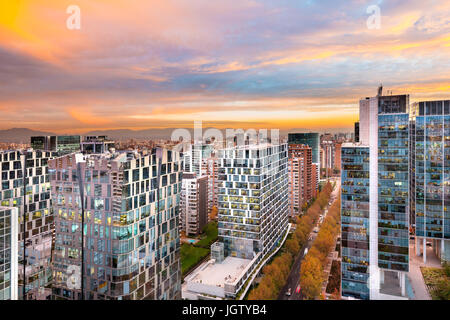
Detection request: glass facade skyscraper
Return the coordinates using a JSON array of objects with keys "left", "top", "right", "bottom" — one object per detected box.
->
[
  {"left": 341, "top": 145, "right": 370, "bottom": 299},
  {"left": 378, "top": 110, "right": 409, "bottom": 272},
  {"left": 341, "top": 90, "right": 410, "bottom": 300},
  {"left": 288, "top": 133, "right": 320, "bottom": 164},
  {"left": 0, "top": 206, "right": 18, "bottom": 300},
  {"left": 56, "top": 136, "right": 82, "bottom": 155},
  {"left": 412, "top": 100, "right": 450, "bottom": 261},
  {"left": 49, "top": 148, "right": 182, "bottom": 300},
  {"left": 0, "top": 150, "right": 57, "bottom": 300},
  {"left": 216, "top": 144, "right": 289, "bottom": 259}
]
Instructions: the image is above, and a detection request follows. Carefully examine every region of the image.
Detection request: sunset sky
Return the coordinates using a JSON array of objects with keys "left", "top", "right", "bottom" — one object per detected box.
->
[{"left": 0, "top": 0, "right": 449, "bottom": 134}]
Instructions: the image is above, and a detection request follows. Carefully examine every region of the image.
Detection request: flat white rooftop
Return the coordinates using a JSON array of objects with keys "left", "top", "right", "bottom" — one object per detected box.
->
[
  {"left": 342, "top": 142, "right": 369, "bottom": 148},
  {"left": 189, "top": 256, "right": 252, "bottom": 287}
]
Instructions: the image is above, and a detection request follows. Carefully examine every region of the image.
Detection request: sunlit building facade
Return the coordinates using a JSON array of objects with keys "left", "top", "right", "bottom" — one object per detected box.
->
[
  {"left": 288, "top": 133, "right": 320, "bottom": 184},
  {"left": 49, "top": 148, "right": 182, "bottom": 300},
  {"left": 412, "top": 100, "right": 450, "bottom": 262},
  {"left": 0, "top": 206, "right": 18, "bottom": 300},
  {"left": 0, "top": 150, "right": 57, "bottom": 299},
  {"left": 217, "top": 144, "right": 289, "bottom": 259},
  {"left": 341, "top": 89, "right": 410, "bottom": 300},
  {"left": 180, "top": 173, "right": 208, "bottom": 236},
  {"left": 341, "top": 144, "right": 370, "bottom": 299},
  {"left": 288, "top": 144, "right": 313, "bottom": 216}
]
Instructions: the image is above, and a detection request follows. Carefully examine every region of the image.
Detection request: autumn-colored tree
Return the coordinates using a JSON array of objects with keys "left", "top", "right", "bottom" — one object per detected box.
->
[
  {"left": 294, "top": 227, "right": 308, "bottom": 248},
  {"left": 209, "top": 206, "right": 218, "bottom": 221},
  {"left": 248, "top": 276, "right": 276, "bottom": 300},
  {"left": 308, "top": 246, "right": 325, "bottom": 268},
  {"left": 300, "top": 255, "right": 323, "bottom": 300},
  {"left": 248, "top": 186, "right": 338, "bottom": 301},
  {"left": 263, "top": 263, "right": 284, "bottom": 292}
]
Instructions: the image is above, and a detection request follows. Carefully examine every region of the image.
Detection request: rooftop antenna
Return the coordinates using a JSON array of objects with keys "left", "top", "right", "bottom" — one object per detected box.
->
[{"left": 377, "top": 84, "right": 383, "bottom": 96}]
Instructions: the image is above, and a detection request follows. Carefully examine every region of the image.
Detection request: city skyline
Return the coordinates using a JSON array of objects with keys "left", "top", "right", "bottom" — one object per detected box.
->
[
  {"left": 0, "top": 0, "right": 449, "bottom": 304},
  {"left": 1, "top": 1, "right": 450, "bottom": 133}
]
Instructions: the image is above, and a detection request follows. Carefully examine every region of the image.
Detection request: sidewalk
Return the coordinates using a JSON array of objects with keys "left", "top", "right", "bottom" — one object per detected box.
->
[{"left": 408, "top": 240, "right": 441, "bottom": 300}]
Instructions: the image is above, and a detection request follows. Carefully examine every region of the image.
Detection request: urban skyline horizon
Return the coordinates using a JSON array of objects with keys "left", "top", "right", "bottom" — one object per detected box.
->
[{"left": 1, "top": 1, "right": 449, "bottom": 134}]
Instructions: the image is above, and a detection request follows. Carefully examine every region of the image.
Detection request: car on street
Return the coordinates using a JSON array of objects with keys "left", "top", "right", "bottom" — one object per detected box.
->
[
  {"left": 286, "top": 288, "right": 291, "bottom": 296},
  {"left": 296, "top": 285, "right": 301, "bottom": 294}
]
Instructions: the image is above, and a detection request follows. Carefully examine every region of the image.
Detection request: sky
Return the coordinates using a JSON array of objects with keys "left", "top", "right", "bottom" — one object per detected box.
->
[{"left": 0, "top": 0, "right": 449, "bottom": 134}]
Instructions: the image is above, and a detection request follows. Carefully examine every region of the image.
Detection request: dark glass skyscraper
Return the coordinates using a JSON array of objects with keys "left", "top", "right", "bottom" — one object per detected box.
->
[
  {"left": 341, "top": 89, "right": 410, "bottom": 300},
  {"left": 377, "top": 102, "right": 409, "bottom": 272},
  {"left": 412, "top": 100, "right": 450, "bottom": 262},
  {"left": 288, "top": 133, "right": 320, "bottom": 164},
  {"left": 341, "top": 145, "right": 370, "bottom": 299}
]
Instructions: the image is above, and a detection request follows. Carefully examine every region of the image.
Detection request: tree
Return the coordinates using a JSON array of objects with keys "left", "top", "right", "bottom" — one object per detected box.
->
[
  {"left": 209, "top": 206, "right": 218, "bottom": 221},
  {"left": 248, "top": 277, "right": 276, "bottom": 300},
  {"left": 301, "top": 273, "right": 322, "bottom": 300},
  {"left": 300, "top": 255, "right": 323, "bottom": 300},
  {"left": 286, "top": 238, "right": 300, "bottom": 257},
  {"left": 263, "top": 263, "right": 284, "bottom": 291}
]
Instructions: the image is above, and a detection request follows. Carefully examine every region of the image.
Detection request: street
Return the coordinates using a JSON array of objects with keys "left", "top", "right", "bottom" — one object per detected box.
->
[{"left": 278, "top": 178, "right": 340, "bottom": 300}]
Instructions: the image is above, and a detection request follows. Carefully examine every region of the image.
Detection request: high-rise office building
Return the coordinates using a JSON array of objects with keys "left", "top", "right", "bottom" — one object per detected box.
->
[
  {"left": 31, "top": 136, "right": 57, "bottom": 152},
  {"left": 288, "top": 133, "right": 320, "bottom": 183},
  {"left": 202, "top": 157, "right": 219, "bottom": 216},
  {"left": 341, "top": 88, "right": 410, "bottom": 300},
  {"left": 217, "top": 143, "right": 289, "bottom": 259},
  {"left": 288, "top": 133, "right": 320, "bottom": 164},
  {"left": 411, "top": 100, "right": 450, "bottom": 262},
  {"left": 81, "top": 136, "right": 115, "bottom": 155},
  {"left": 183, "top": 143, "right": 213, "bottom": 176},
  {"left": 321, "top": 140, "right": 335, "bottom": 175},
  {"left": 334, "top": 142, "right": 342, "bottom": 173},
  {"left": 56, "top": 136, "right": 82, "bottom": 155},
  {"left": 0, "top": 206, "right": 18, "bottom": 300},
  {"left": 49, "top": 148, "right": 182, "bottom": 300},
  {"left": 31, "top": 135, "right": 82, "bottom": 155},
  {"left": 0, "top": 150, "right": 57, "bottom": 300},
  {"left": 341, "top": 144, "right": 370, "bottom": 299},
  {"left": 180, "top": 173, "right": 208, "bottom": 236},
  {"left": 288, "top": 144, "right": 313, "bottom": 216},
  {"left": 354, "top": 122, "right": 360, "bottom": 142},
  {"left": 183, "top": 143, "right": 219, "bottom": 216}
]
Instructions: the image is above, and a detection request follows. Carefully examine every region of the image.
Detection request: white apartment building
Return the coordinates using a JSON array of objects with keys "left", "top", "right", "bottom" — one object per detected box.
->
[{"left": 180, "top": 173, "right": 208, "bottom": 236}]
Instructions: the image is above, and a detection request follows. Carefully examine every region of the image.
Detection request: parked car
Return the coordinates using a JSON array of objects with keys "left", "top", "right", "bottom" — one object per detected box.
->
[{"left": 286, "top": 288, "right": 291, "bottom": 296}]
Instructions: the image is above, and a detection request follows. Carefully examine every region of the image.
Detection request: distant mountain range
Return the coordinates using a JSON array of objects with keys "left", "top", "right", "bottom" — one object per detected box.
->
[
  {"left": 0, "top": 128, "right": 57, "bottom": 143},
  {"left": 0, "top": 127, "right": 352, "bottom": 144}
]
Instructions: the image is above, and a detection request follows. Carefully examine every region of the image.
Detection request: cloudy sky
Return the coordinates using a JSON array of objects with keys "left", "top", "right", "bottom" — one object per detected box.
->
[{"left": 0, "top": 0, "right": 449, "bottom": 133}]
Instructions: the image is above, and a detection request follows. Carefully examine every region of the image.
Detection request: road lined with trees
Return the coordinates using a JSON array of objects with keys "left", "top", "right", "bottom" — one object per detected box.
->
[
  {"left": 299, "top": 189, "right": 341, "bottom": 300},
  {"left": 248, "top": 181, "right": 334, "bottom": 300}
]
